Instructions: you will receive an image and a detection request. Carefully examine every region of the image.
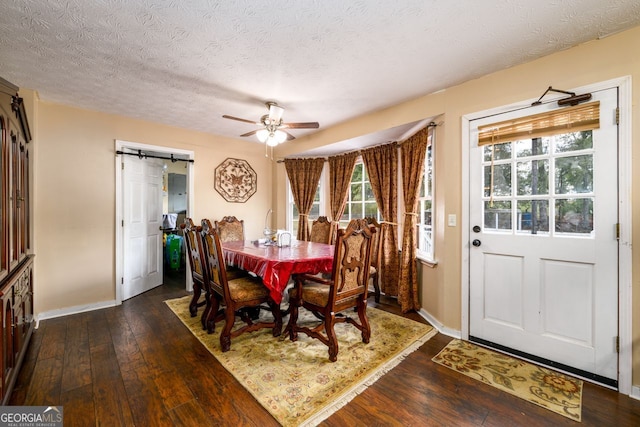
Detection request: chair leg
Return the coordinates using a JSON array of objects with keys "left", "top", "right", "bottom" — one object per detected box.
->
[
  {"left": 220, "top": 305, "right": 235, "bottom": 352},
  {"left": 357, "top": 300, "right": 371, "bottom": 344},
  {"left": 326, "top": 313, "right": 338, "bottom": 362},
  {"left": 205, "top": 294, "right": 222, "bottom": 334},
  {"left": 286, "top": 301, "right": 300, "bottom": 342},
  {"left": 200, "top": 290, "right": 211, "bottom": 329},
  {"left": 372, "top": 273, "right": 380, "bottom": 303},
  {"left": 189, "top": 283, "right": 202, "bottom": 317}
]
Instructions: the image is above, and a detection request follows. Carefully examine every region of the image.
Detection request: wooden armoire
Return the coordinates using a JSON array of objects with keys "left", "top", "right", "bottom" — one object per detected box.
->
[{"left": 0, "top": 76, "right": 34, "bottom": 404}]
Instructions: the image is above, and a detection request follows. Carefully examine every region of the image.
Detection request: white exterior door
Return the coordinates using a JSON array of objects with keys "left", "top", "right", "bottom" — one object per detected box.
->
[
  {"left": 122, "top": 154, "right": 163, "bottom": 300},
  {"left": 469, "top": 87, "right": 619, "bottom": 383}
]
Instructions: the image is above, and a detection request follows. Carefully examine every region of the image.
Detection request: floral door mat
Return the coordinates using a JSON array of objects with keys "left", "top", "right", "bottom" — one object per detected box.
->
[{"left": 432, "top": 339, "right": 582, "bottom": 422}]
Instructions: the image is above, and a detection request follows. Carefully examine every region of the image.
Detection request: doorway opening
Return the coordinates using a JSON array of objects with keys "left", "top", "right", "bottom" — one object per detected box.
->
[{"left": 115, "top": 140, "right": 194, "bottom": 304}]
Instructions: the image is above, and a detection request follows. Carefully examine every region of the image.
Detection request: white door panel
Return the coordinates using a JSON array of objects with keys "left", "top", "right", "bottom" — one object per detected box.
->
[
  {"left": 469, "top": 87, "right": 618, "bottom": 383},
  {"left": 123, "top": 155, "right": 163, "bottom": 300}
]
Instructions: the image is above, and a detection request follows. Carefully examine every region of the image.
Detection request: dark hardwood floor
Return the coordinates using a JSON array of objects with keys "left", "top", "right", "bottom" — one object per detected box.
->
[{"left": 9, "top": 268, "right": 640, "bottom": 426}]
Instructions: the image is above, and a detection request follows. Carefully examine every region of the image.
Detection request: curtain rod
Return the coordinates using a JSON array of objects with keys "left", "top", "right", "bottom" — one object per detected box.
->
[
  {"left": 116, "top": 149, "right": 194, "bottom": 163},
  {"left": 276, "top": 121, "right": 439, "bottom": 163}
]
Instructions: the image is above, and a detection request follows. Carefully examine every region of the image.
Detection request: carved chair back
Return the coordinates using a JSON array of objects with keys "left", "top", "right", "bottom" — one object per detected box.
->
[
  {"left": 309, "top": 216, "right": 334, "bottom": 244},
  {"left": 215, "top": 215, "right": 245, "bottom": 242}
]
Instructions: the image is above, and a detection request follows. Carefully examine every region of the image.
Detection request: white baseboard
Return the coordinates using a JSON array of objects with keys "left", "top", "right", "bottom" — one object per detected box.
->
[
  {"left": 631, "top": 386, "right": 640, "bottom": 400},
  {"left": 36, "top": 299, "right": 119, "bottom": 328},
  {"left": 417, "top": 308, "right": 461, "bottom": 339}
]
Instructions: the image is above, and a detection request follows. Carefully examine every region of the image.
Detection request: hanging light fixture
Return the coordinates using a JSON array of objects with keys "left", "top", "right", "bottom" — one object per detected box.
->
[
  {"left": 256, "top": 128, "right": 287, "bottom": 146},
  {"left": 222, "top": 101, "right": 320, "bottom": 146},
  {"left": 255, "top": 103, "right": 288, "bottom": 146}
]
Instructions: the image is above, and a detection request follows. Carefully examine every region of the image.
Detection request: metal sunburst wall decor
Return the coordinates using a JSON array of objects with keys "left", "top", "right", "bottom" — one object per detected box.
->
[{"left": 214, "top": 158, "right": 257, "bottom": 203}]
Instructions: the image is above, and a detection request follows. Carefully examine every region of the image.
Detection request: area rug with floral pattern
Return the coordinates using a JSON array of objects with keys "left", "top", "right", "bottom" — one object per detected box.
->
[
  {"left": 432, "top": 339, "right": 583, "bottom": 422},
  {"left": 165, "top": 295, "right": 436, "bottom": 426}
]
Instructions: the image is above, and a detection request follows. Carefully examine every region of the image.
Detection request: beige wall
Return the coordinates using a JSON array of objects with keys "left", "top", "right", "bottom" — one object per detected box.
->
[
  {"left": 275, "top": 26, "right": 640, "bottom": 386},
  {"left": 32, "top": 102, "right": 272, "bottom": 315}
]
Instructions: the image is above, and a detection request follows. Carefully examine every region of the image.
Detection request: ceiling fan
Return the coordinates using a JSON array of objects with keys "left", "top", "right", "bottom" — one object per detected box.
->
[{"left": 223, "top": 102, "right": 319, "bottom": 146}]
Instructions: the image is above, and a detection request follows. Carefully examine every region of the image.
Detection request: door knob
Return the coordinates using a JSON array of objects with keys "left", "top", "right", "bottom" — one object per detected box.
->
[{"left": 472, "top": 239, "right": 481, "bottom": 247}]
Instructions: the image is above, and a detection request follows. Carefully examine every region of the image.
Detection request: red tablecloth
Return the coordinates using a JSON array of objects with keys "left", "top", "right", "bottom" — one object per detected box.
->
[{"left": 221, "top": 240, "right": 334, "bottom": 304}]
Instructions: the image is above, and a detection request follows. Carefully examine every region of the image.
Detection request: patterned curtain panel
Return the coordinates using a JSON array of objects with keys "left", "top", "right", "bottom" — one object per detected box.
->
[
  {"left": 328, "top": 152, "right": 358, "bottom": 243},
  {"left": 361, "top": 143, "right": 399, "bottom": 297},
  {"left": 284, "top": 158, "right": 325, "bottom": 241},
  {"left": 398, "top": 127, "right": 430, "bottom": 312}
]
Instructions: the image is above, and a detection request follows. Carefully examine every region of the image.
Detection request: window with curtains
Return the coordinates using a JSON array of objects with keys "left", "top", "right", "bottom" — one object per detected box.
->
[
  {"left": 338, "top": 161, "right": 380, "bottom": 228},
  {"left": 288, "top": 180, "right": 322, "bottom": 237},
  {"left": 417, "top": 137, "right": 434, "bottom": 259}
]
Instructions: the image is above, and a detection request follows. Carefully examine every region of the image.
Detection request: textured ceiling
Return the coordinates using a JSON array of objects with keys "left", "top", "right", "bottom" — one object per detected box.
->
[{"left": 1, "top": 0, "right": 640, "bottom": 155}]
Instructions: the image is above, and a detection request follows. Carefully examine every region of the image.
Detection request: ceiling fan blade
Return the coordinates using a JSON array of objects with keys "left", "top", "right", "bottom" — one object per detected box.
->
[
  {"left": 240, "top": 130, "right": 259, "bottom": 137},
  {"left": 281, "top": 122, "right": 320, "bottom": 129},
  {"left": 222, "top": 115, "right": 260, "bottom": 125},
  {"left": 283, "top": 130, "right": 296, "bottom": 141}
]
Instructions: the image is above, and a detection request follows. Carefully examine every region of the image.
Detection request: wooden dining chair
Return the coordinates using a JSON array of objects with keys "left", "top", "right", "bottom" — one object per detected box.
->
[
  {"left": 215, "top": 215, "right": 245, "bottom": 242},
  {"left": 285, "top": 218, "right": 375, "bottom": 362},
  {"left": 364, "top": 217, "right": 383, "bottom": 303},
  {"left": 211, "top": 216, "right": 248, "bottom": 275},
  {"left": 180, "top": 218, "right": 209, "bottom": 328},
  {"left": 200, "top": 219, "right": 282, "bottom": 350},
  {"left": 309, "top": 216, "right": 334, "bottom": 244}
]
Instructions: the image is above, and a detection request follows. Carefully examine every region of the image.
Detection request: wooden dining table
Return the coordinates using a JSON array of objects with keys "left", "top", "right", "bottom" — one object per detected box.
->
[{"left": 221, "top": 240, "right": 334, "bottom": 304}]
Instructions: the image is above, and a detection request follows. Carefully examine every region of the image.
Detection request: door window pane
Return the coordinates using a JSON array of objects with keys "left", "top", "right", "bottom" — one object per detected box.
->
[
  {"left": 517, "top": 159, "right": 549, "bottom": 195},
  {"left": 555, "top": 198, "right": 593, "bottom": 234},
  {"left": 483, "top": 142, "right": 512, "bottom": 161},
  {"left": 516, "top": 138, "right": 549, "bottom": 157},
  {"left": 484, "top": 163, "right": 512, "bottom": 197},
  {"left": 555, "top": 155, "right": 593, "bottom": 194},
  {"left": 517, "top": 200, "right": 549, "bottom": 234},
  {"left": 555, "top": 131, "right": 593, "bottom": 153},
  {"left": 484, "top": 201, "right": 512, "bottom": 231}
]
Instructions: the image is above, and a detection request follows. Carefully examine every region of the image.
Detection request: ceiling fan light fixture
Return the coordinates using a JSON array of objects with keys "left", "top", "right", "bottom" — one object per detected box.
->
[
  {"left": 268, "top": 103, "right": 285, "bottom": 122},
  {"left": 256, "top": 129, "right": 270, "bottom": 143},
  {"left": 223, "top": 101, "right": 319, "bottom": 145},
  {"left": 275, "top": 129, "right": 287, "bottom": 144},
  {"left": 264, "top": 129, "right": 287, "bottom": 146}
]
